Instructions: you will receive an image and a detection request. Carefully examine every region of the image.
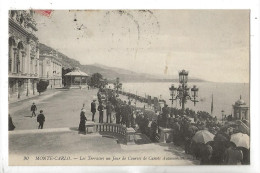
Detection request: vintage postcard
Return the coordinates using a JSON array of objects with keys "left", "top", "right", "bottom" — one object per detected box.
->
[{"left": 7, "top": 9, "right": 251, "bottom": 167}]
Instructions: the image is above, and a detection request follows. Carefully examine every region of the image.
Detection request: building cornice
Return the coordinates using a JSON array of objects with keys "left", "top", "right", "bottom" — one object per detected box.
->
[{"left": 9, "top": 18, "right": 38, "bottom": 41}]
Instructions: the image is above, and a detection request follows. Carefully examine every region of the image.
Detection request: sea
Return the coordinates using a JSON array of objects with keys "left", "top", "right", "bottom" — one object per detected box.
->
[{"left": 119, "top": 82, "right": 250, "bottom": 119}]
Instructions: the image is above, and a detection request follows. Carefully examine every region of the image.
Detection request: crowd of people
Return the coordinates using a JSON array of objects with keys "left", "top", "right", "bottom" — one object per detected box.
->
[
  {"left": 96, "top": 88, "right": 250, "bottom": 165},
  {"left": 87, "top": 88, "right": 158, "bottom": 141}
]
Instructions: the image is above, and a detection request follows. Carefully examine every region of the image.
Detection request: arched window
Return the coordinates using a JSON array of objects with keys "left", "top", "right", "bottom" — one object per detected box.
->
[{"left": 17, "top": 41, "right": 24, "bottom": 73}]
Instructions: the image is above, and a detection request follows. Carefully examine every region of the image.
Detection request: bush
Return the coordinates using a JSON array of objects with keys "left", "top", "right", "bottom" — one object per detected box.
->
[{"left": 37, "top": 80, "right": 49, "bottom": 95}]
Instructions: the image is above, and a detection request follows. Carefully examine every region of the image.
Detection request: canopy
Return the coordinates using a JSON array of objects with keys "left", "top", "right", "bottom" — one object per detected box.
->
[{"left": 65, "top": 68, "right": 89, "bottom": 77}]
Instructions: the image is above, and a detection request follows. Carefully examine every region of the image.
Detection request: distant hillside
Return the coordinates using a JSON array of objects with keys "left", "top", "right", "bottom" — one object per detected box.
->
[
  {"left": 39, "top": 43, "right": 206, "bottom": 83},
  {"left": 39, "top": 43, "right": 81, "bottom": 69}
]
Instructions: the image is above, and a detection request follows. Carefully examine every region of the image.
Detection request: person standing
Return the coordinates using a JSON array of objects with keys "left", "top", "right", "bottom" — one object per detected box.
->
[
  {"left": 31, "top": 102, "right": 37, "bottom": 118},
  {"left": 78, "top": 109, "right": 87, "bottom": 134},
  {"left": 91, "top": 100, "right": 97, "bottom": 121},
  {"left": 115, "top": 103, "right": 121, "bottom": 124},
  {"left": 98, "top": 102, "right": 104, "bottom": 123},
  {"left": 173, "top": 119, "right": 181, "bottom": 146},
  {"left": 121, "top": 102, "right": 127, "bottom": 125},
  {"left": 9, "top": 114, "right": 15, "bottom": 131},
  {"left": 161, "top": 104, "right": 169, "bottom": 128},
  {"left": 37, "top": 110, "right": 45, "bottom": 129},
  {"left": 224, "top": 143, "right": 243, "bottom": 165},
  {"left": 200, "top": 144, "right": 213, "bottom": 165},
  {"left": 143, "top": 115, "right": 150, "bottom": 136},
  {"left": 150, "top": 118, "right": 158, "bottom": 142},
  {"left": 125, "top": 104, "right": 133, "bottom": 128},
  {"left": 106, "top": 101, "right": 113, "bottom": 123},
  {"left": 97, "top": 91, "right": 102, "bottom": 103},
  {"left": 131, "top": 109, "right": 137, "bottom": 128}
]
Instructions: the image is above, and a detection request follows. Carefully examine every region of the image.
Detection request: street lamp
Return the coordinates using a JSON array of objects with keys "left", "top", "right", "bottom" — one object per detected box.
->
[
  {"left": 169, "top": 70, "right": 199, "bottom": 111},
  {"left": 113, "top": 77, "right": 122, "bottom": 96}
]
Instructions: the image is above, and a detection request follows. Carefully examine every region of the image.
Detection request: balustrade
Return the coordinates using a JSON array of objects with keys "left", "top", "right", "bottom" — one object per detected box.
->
[{"left": 93, "top": 123, "right": 127, "bottom": 135}]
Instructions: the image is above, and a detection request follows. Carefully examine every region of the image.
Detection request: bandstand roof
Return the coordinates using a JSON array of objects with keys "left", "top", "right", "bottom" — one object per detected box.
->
[{"left": 65, "top": 68, "right": 89, "bottom": 77}]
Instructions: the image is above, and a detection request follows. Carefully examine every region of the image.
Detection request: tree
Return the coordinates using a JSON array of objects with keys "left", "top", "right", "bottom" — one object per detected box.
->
[
  {"left": 37, "top": 80, "right": 49, "bottom": 95},
  {"left": 101, "top": 78, "right": 108, "bottom": 88},
  {"left": 88, "top": 73, "right": 103, "bottom": 88},
  {"left": 62, "top": 67, "right": 73, "bottom": 85}
]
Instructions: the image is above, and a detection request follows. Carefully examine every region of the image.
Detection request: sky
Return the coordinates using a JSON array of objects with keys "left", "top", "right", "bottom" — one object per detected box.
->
[{"left": 34, "top": 10, "right": 250, "bottom": 83}]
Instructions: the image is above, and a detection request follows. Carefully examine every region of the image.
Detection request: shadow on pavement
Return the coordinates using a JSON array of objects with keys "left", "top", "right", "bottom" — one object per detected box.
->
[{"left": 155, "top": 142, "right": 199, "bottom": 164}]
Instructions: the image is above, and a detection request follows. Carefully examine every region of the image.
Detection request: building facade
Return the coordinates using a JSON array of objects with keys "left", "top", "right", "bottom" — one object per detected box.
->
[
  {"left": 39, "top": 51, "right": 62, "bottom": 88},
  {"left": 8, "top": 10, "right": 39, "bottom": 100}
]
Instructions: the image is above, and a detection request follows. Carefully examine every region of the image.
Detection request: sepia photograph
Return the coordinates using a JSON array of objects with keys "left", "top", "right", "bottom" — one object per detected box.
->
[{"left": 6, "top": 8, "right": 252, "bottom": 167}]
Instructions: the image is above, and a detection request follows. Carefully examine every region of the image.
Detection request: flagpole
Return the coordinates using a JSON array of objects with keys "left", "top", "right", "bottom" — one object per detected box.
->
[{"left": 211, "top": 93, "right": 214, "bottom": 116}]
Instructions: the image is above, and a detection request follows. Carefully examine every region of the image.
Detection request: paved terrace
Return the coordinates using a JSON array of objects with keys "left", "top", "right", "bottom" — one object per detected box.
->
[
  {"left": 9, "top": 88, "right": 199, "bottom": 166},
  {"left": 9, "top": 88, "right": 101, "bottom": 130},
  {"left": 9, "top": 127, "right": 199, "bottom": 166}
]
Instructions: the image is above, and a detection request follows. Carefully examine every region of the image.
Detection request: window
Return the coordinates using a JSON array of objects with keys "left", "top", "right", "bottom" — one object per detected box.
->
[{"left": 9, "top": 45, "right": 12, "bottom": 72}]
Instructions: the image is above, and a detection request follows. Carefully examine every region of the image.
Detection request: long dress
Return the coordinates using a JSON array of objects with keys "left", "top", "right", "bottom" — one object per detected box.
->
[
  {"left": 9, "top": 115, "right": 15, "bottom": 131},
  {"left": 78, "top": 111, "right": 87, "bottom": 133}
]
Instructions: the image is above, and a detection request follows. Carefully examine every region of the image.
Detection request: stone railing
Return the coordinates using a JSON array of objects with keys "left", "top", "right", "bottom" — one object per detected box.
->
[
  {"left": 236, "top": 120, "right": 250, "bottom": 135},
  {"left": 85, "top": 122, "right": 135, "bottom": 145},
  {"left": 94, "top": 123, "right": 127, "bottom": 136}
]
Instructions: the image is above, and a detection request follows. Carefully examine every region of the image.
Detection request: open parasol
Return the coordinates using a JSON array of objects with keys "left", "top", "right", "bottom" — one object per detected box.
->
[
  {"left": 192, "top": 130, "right": 215, "bottom": 144},
  {"left": 230, "top": 133, "right": 250, "bottom": 149}
]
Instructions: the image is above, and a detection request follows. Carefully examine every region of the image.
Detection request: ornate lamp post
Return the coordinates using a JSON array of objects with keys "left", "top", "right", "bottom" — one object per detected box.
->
[
  {"left": 113, "top": 77, "right": 122, "bottom": 96},
  {"left": 169, "top": 70, "right": 199, "bottom": 111}
]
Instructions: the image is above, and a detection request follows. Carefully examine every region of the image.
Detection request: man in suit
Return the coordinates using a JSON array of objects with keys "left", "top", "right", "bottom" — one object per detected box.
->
[
  {"left": 91, "top": 100, "right": 96, "bottom": 121},
  {"left": 115, "top": 103, "right": 121, "bottom": 124},
  {"left": 125, "top": 103, "right": 132, "bottom": 128},
  {"left": 31, "top": 102, "right": 37, "bottom": 118},
  {"left": 161, "top": 104, "right": 169, "bottom": 127},
  {"left": 106, "top": 101, "right": 113, "bottom": 123},
  {"left": 37, "top": 110, "right": 45, "bottom": 129},
  {"left": 120, "top": 102, "right": 127, "bottom": 125},
  {"left": 97, "top": 102, "right": 104, "bottom": 123}
]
